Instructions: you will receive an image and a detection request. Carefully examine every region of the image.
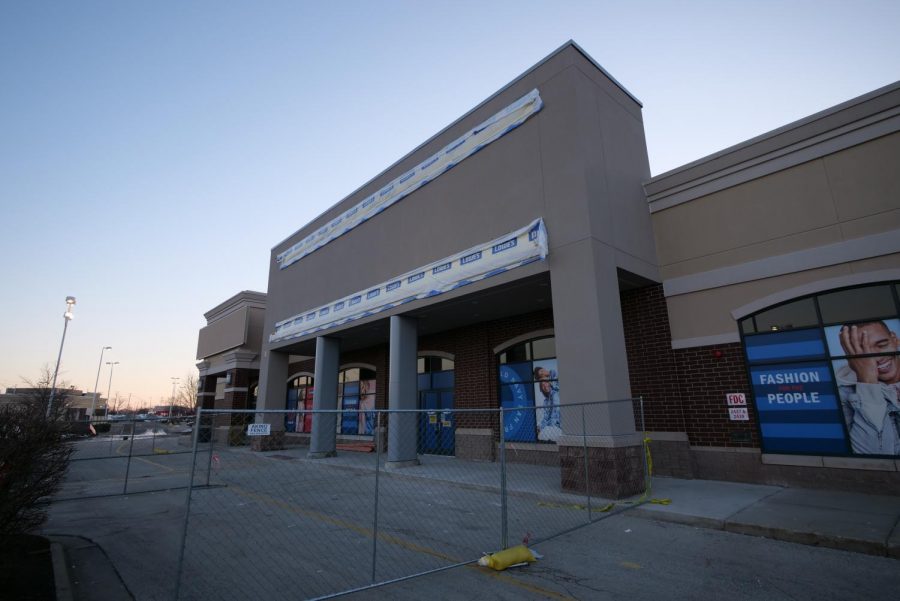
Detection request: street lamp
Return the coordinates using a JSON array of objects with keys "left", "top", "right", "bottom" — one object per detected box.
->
[
  {"left": 169, "top": 377, "right": 180, "bottom": 421},
  {"left": 90, "top": 346, "right": 112, "bottom": 421},
  {"left": 106, "top": 361, "right": 120, "bottom": 415},
  {"left": 47, "top": 296, "right": 76, "bottom": 418}
]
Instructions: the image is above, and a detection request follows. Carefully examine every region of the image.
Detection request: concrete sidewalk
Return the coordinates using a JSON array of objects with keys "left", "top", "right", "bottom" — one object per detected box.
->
[
  {"left": 218, "top": 447, "right": 900, "bottom": 559},
  {"left": 633, "top": 477, "right": 900, "bottom": 558}
]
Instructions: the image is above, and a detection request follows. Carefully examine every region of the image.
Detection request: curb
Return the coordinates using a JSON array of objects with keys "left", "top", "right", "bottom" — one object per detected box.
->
[
  {"left": 723, "top": 522, "right": 888, "bottom": 558},
  {"left": 631, "top": 507, "right": 894, "bottom": 558},
  {"left": 50, "top": 542, "right": 74, "bottom": 601}
]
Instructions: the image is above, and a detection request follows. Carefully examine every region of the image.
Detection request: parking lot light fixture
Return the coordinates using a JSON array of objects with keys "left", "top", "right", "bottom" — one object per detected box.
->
[
  {"left": 170, "top": 377, "right": 180, "bottom": 421},
  {"left": 106, "top": 361, "right": 120, "bottom": 415},
  {"left": 91, "top": 346, "right": 112, "bottom": 421},
  {"left": 47, "top": 296, "right": 76, "bottom": 418}
]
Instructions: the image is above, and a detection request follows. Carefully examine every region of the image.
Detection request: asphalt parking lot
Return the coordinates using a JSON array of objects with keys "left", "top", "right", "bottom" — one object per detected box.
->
[{"left": 45, "top": 435, "right": 900, "bottom": 601}]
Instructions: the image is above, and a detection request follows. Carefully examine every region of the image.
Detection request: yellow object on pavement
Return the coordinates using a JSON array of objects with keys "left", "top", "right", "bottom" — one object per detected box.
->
[{"left": 477, "top": 545, "right": 537, "bottom": 571}]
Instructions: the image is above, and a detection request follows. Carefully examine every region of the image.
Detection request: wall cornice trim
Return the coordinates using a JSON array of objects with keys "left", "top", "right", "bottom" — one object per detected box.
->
[{"left": 664, "top": 229, "right": 900, "bottom": 298}]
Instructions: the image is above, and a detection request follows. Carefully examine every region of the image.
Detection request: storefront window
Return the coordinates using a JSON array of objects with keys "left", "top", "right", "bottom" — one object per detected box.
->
[
  {"left": 496, "top": 336, "right": 561, "bottom": 443},
  {"left": 337, "top": 368, "right": 376, "bottom": 436},
  {"left": 286, "top": 375, "right": 313, "bottom": 433},
  {"left": 818, "top": 285, "right": 895, "bottom": 324},
  {"left": 746, "top": 297, "right": 818, "bottom": 333},
  {"left": 742, "top": 282, "right": 900, "bottom": 457}
]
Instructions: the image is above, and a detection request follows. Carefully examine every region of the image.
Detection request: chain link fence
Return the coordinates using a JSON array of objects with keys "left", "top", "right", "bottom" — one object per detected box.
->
[
  {"left": 175, "top": 399, "right": 649, "bottom": 600},
  {"left": 58, "top": 416, "right": 196, "bottom": 500}
]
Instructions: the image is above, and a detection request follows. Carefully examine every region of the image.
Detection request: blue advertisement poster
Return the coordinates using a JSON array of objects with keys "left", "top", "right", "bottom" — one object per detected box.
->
[
  {"left": 744, "top": 329, "right": 826, "bottom": 364},
  {"left": 749, "top": 362, "right": 848, "bottom": 454},
  {"left": 499, "top": 362, "right": 536, "bottom": 442}
]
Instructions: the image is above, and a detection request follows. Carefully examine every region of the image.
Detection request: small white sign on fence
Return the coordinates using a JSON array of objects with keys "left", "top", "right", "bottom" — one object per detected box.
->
[{"left": 247, "top": 423, "right": 271, "bottom": 436}]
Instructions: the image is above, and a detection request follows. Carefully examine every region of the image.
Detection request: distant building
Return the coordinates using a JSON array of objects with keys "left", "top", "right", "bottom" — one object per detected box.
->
[
  {"left": 0, "top": 387, "right": 106, "bottom": 421},
  {"left": 196, "top": 42, "right": 899, "bottom": 496},
  {"left": 195, "top": 291, "right": 265, "bottom": 438}
]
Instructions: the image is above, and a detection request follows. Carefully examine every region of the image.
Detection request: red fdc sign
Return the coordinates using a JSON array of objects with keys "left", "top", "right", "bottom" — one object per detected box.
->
[{"left": 726, "top": 393, "right": 747, "bottom": 406}]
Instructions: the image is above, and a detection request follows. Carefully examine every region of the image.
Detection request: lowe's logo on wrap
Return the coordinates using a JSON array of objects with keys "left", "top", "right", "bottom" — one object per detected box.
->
[
  {"left": 347, "top": 207, "right": 358, "bottom": 217},
  {"left": 445, "top": 137, "right": 466, "bottom": 154},
  {"left": 334, "top": 301, "right": 345, "bottom": 312},
  {"left": 386, "top": 281, "right": 401, "bottom": 292},
  {"left": 379, "top": 184, "right": 394, "bottom": 197},
  {"left": 367, "top": 289, "right": 380, "bottom": 299},
  {"left": 528, "top": 227, "right": 539, "bottom": 241},
  {"left": 306, "top": 313, "right": 316, "bottom": 321},
  {"left": 432, "top": 262, "right": 452, "bottom": 275},
  {"left": 398, "top": 171, "right": 416, "bottom": 184},
  {"left": 421, "top": 155, "right": 439, "bottom": 170},
  {"left": 362, "top": 196, "right": 375, "bottom": 208},
  {"left": 461, "top": 251, "right": 482, "bottom": 265},
  {"left": 350, "top": 296, "right": 362, "bottom": 306},
  {"left": 319, "top": 307, "right": 329, "bottom": 316},
  {"left": 408, "top": 272, "right": 425, "bottom": 284},
  {"left": 492, "top": 238, "right": 517, "bottom": 254}
]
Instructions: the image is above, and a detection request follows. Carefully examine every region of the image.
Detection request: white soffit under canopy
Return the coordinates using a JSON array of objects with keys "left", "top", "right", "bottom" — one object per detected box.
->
[
  {"left": 275, "top": 89, "right": 544, "bottom": 269},
  {"left": 271, "top": 218, "right": 549, "bottom": 343}
]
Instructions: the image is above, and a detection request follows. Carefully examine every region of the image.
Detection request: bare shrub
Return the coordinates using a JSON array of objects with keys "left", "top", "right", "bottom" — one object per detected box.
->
[{"left": 0, "top": 376, "right": 74, "bottom": 535}]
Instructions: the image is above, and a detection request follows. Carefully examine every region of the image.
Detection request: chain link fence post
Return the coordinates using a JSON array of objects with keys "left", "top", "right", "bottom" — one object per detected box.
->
[
  {"left": 122, "top": 417, "right": 137, "bottom": 495},
  {"left": 498, "top": 407, "right": 508, "bottom": 550},
  {"left": 371, "top": 410, "right": 382, "bottom": 583},
  {"left": 205, "top": 415, "right": 215, "bottom": 487},
  {"left": 581, "top": 404, "right": 592, "bottom": 522},
  {"left": 174, "top": 404, "right": 203, "bottom": 601},
  {"left": 639, "top": 396, "right": 650, "bottom": 494}
]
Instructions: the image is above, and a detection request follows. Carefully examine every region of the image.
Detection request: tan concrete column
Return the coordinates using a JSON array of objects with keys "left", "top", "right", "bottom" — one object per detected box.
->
[
  {"left": 309, "top": 336, "right": 340, "bottom": 459},
  {"left": 550, "top": 239, "right": 644, "bottom": 498},
  {"left": 387, "top": 315, "right": 419, "bottom": 468}
]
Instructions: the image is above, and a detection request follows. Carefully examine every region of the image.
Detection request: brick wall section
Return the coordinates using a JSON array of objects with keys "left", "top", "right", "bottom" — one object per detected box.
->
[
  {"left": 620, "top": 284, "right": 685, "bottom": 433},
  {"left": 674, "top": 343, "right": 757, "bottom": 447},
  {"left": 198, "top": 375, "right": 217, "bottom": 409},
  {"left": 215, "top": 368, "right": 256, "bottom": 427},
  {"left": 621, "top": 284, "right": 758, "bottom": 448}
]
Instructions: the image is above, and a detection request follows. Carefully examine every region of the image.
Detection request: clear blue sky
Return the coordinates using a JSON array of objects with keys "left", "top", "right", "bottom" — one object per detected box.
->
[{"left": 1, "top": 1, "right": 898, "bottom": 407}]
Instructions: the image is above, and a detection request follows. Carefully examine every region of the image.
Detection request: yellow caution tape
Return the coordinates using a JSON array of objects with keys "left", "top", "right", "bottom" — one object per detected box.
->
[
  {"left": 634, "top": 436, "right": 653, "bottom": 504},
  {"left": 649, "top": 498, "right": 671, "bottom": 505}
]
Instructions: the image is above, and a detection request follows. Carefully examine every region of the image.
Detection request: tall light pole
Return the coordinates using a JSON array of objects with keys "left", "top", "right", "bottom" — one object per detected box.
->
[
  {"left": 90, "top": 346, "right": 112, "bottom": 421},
  {"left": 47, "top": 296, "right": 76, "bottom": 418},
  {"left": 169, "top": 377, "right": 180, "bottom": 421},
  {"left": 106, "top": 361, "right": 120, "bottom": 415}
]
